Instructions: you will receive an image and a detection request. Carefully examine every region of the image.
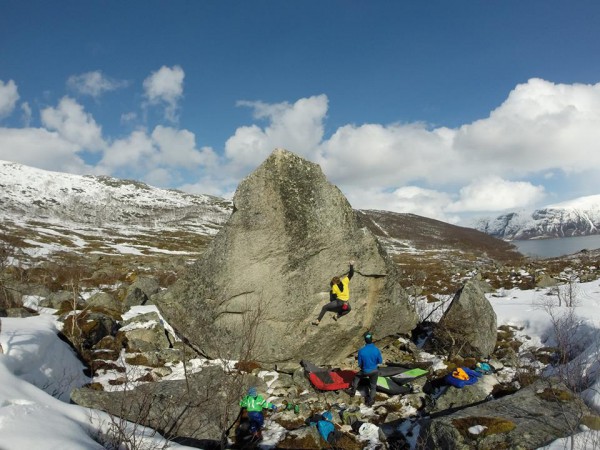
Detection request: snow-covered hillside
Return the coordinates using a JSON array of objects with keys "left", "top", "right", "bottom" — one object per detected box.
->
[
  {"left": 0, "top": 160, "right": 232, "bottom": 232},
  {"left": 0, "top": 160, "right": 233, "bottom": 259},
  {"left": 474, "top": 195, "right": 600, "bottom": 240}
]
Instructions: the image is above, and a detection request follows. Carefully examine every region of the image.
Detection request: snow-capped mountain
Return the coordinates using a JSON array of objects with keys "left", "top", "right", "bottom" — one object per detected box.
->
[{"left": 473, "top": 196, "right": 600, "bottom": 240}]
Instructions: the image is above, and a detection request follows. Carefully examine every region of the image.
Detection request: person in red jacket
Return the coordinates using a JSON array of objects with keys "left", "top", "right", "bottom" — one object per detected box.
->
[{"left": 312, "top": 261, "right": 355, "bottom": 326}]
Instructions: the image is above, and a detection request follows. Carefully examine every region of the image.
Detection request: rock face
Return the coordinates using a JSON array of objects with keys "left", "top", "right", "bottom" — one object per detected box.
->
[
  {"left": 430, "top": 280, "right": 497, "bottom": 359},
  {"left": 431, "top": 374, "right": 498, "bottom": 414},
  {"left": 421, "top": 379, "right": 594, "bottom": 449},
  {"left": 71, "top": 366, "right": 264, "bottom": 444},
  {"left": 156, "top": 149, "right": 417, "bottom": 364}
]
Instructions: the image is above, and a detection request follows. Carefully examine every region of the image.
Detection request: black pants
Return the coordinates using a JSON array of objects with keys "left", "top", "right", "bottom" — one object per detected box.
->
[
  {"left": 350, "top": 369, "right": 378, "bottom": 405},
  {"left": 327, "top": 430, "right": 343, "bottom": 445},
  {"left": 317, "top": 299, "right": 351, "bottom": 321}
]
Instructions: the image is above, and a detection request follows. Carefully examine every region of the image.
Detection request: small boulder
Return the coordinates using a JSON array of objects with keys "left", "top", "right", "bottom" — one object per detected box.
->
[
  {"left": 429, "top": 280, "right": 497, "bottom": 359},
  {"left": 124, "top": 276, "right": 160, "bottom": 309},
  {"left": 535, "top": 273, "right": 559, "bottom": 288},
  {"left": 118, "top": 311, "right": 171, "bottom": 353},
  {"left": 41, "top": 290, "right": 84, "bottom": 309},
  {"left": 87, "top": 291, "right": 123, "bottom": 314}
]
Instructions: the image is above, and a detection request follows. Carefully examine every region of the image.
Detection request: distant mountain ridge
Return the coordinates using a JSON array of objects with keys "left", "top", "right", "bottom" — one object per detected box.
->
[{"left": 473, "top": 195, "right": 600, "bottom": 240}]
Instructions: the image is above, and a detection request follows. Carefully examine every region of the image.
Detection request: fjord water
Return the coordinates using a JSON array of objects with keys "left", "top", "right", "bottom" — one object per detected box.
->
[{"left": 513, "top": 234, "right": 600, "bottom": 258}]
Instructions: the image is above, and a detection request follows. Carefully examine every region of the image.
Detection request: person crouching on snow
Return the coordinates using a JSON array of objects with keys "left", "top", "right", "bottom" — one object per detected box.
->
[
  {"left": 239, "top": 387, "right": 277, "bottom": 440},
  {"left": 312, "top": 260, "right": 354, "bottom": 326}
]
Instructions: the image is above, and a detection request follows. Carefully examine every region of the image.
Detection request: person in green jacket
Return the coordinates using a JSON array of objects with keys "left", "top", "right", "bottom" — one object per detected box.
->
[{"left": 239, "top": 386, "right": 277, "bottom": 440}]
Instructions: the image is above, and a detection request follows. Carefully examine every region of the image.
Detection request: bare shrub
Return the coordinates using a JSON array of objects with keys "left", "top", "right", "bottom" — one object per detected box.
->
[
  {"left": 0, "top": 236, "right": 25, "bottom": 354},
  {"left": 87, "top": 375, "right": 171, "bottom": 450},
  {"left": 89, "top": 294, "right": 271, "bottom": 449},
  {"left": 536, "top": 283, "right": 600, "bottom": 449},
  {"left": 58, "top": 262, "right": 98, "bottom": 361},
  {"left": 555, "top": 274, "right": 580, "bottom": 308},
  {"left": 202, "top": 294, "right": 272, "bottom": 448},
  {"left": 0, "top": 237, "right": 25, "bottom": 312},
  {"left": 410, "top": 293, "right": 453, "bottom": 323},
  {"left": 538, "top": 291, "right": 586, "bottom": 372},
  {"left": 46, "top": 254, "right": 95, "bottom": 292}
]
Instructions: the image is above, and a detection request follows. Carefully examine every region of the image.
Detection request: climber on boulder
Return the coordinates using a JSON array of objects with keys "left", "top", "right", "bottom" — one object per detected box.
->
[{"left": 312, "top": 260, "right": 354, "bottom": 326}]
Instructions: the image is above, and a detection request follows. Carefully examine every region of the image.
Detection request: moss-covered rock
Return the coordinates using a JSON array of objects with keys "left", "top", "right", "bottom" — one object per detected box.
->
[{"left": 453, "top": 416, "right": 517, "bottom": 437}]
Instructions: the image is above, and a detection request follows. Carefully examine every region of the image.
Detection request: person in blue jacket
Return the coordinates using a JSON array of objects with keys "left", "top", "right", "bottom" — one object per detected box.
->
[{"left": 346, "top": 331, "right": 383, "bottom": 407}]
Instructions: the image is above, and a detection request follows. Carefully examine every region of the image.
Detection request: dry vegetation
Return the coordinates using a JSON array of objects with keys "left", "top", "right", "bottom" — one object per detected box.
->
[
  {"left": 3, "top": 209, "right": 600, "bottom": 303},
  {"left": 452, "top": 416, "right": 517, "bottom": 438}
]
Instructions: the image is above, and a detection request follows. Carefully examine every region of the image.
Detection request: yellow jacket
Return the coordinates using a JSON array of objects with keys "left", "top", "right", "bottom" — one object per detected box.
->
[{"left": 331, "top": 276, "right": 350, "bottom": 301}]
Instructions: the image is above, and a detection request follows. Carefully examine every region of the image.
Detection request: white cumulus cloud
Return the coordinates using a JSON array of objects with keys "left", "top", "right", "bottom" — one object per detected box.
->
[
  {"left": 453, "top": 78, "right": 600, "bottom": 176},
  {"left": 320, "top": 122, "right": 456, "bottom": 187},
  {"left": 225, "top": 95, "right": 328, "bottom": 175},
  {"left": 151, "top": 125, "right": 217, "bottom": 168},
  {"left": 41, "top": 97, "right": 105, "bottom": 151},
  {"left": 0, "top": 127, "right": 87, "bottom": 173},
  {"left": 0, "top": 79, "right": 19, "bottom": 119},
  {"left": 345, "top": 185, "right": 459, "bottom": 223},
  {"left": 98, "top": 129, "right": 155, "bottom": 172},
  {"left": 316, "top": 81, "right": 600, "bottom": 192},
  {"left": 447, "top": 176, "right": 545, "bottom": 212},
  {"left": 67, "top": 71, "right": 128, "bottom": 98},
  {"left": 143, "top": 65, "right": 185, "bottom": 122},
  {"left": 97, "top": 125, "right": 216, "bottom": 186}
]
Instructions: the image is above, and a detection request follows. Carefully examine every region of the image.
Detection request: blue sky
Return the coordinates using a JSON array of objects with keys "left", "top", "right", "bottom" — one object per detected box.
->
[{"left": 1, "top": 1, "right": 600, "bottom": 224}]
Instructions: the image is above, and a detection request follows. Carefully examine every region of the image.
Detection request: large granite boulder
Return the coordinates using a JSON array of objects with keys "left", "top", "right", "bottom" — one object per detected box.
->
[
  {"left": 429, "top": 280, "right": 497, "bottom": 359},
  {"left": 156, "top": 149, "right": 417, "bottom": 364}
]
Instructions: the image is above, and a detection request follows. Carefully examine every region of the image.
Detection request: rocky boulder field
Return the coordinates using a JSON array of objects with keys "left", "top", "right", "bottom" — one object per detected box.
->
[{"left": 2, "top": 149, "right": 600, "bottom": 449}]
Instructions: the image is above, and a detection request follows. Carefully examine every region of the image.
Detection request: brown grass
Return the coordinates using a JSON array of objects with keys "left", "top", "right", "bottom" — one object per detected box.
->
[
  {"left": 536, "top": 387, "right": 574, "bottom": 402},
  {"left": 235, "top": 360, "right": 262, "bottom": 373},
  {"left": 581, "top": 415, "right": 600, "bottom": 430},
  {"left": 453, "top": 416, "right": 517, "bottom": 438}
]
